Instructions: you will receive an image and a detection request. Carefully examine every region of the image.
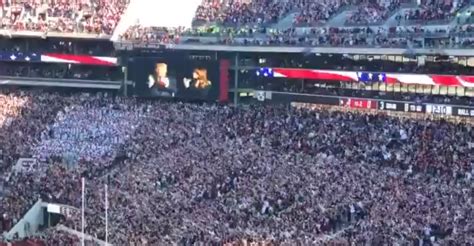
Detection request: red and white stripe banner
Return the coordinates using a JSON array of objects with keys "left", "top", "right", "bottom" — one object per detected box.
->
[{"left": 41, "top": 53, "right": 118, "bottom": 66}]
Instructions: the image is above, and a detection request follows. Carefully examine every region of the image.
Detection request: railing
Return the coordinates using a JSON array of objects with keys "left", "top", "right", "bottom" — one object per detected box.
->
[
  {"left": 0, "top": 29, "right": 111, "bottom": 40},
  {"left": 115, "top": 38, "right": 474, "bottom": 55},
  {"left": 403, "top": 18, "right": 454, "bottom": 26},
  {"left": 0, "top": 76, "right": 128, "bottom": 90},
  {"left": 0, "top": 239, "right": 45, "bottom": 246},
  {"left": 115, "top": 30, "right": 474, "bottom": 50},
  {"left": 387, "top": 31, "right": 450, "bottom": 38}
]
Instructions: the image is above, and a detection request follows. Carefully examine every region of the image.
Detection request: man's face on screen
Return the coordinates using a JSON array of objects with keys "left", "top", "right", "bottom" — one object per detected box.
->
[{"left": 155, "top": 64, "right": 167, "bottom": 77}]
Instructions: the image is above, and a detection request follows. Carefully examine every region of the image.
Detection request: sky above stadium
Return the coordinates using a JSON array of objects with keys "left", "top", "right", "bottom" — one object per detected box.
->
[{"left": 132, "top": 0, "right": 201, "bottom": 28}]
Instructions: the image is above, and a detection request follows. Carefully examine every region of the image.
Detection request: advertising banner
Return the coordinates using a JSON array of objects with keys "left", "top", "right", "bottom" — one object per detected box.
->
[
  {"left": 254, "top": 90, "right": 474, "bottom": 118},
  {"left": 378, "top": 101, "right": 403, "bottom": 111},
  {"left": 452, "top": 106, "right": 474, "bottom": 117},
  {"left": 425, "top": 104, "right": 453, "bottom": 116},
  {"left": 270, "top": 92, "right": 340, "bottom": 105},
  {"left": 339, "top": 98, "right": 378, "bottom": 109}
]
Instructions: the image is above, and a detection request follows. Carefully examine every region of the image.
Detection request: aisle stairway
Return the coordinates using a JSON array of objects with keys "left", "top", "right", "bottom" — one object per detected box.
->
[
  {"left": 326, "top": 6, "right": 357, "bottom": 27},
  {"left": 272, "top": 10, "right": 299, "bottom": 29}
]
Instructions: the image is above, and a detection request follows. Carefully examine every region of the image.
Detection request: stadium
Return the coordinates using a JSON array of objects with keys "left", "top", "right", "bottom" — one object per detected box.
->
[{"left": 0, "top": 0, "right": 473, "bottom": 245}]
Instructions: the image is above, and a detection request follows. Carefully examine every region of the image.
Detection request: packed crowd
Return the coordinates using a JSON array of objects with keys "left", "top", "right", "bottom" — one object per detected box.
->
[
  {"left": 345, "top": 0, "right": 401, "bottom": 25},
  {"left": 0, "top": 90, "right": 472, "bottom": 245},
  {"left": 192, "top": 0, "right": 411, "bottom": 26},
  {"left": 0, "top": 0, "right": 472, "bottom": 42},
  {"left": 402, "top": 0, "right": 470, "bottom": 23},
  {"left": 32, "top": 102, "right": 142, "bottom": 162},
  {"left": 116, "top": 0, "right": 474, "bottom": 48},
  {"left": 194, "top": 0, "right": 223, "bottom": 23},
  {"left": 0, "top": 0, "right": 129, "bottom": 35},
  {"left": 194, "top": 0, "right": 297, "bottom": 26},
  {"left": 119, "top": 23, "right": 474, "bottom": 49},
  {"left": 292, "top": 0, "right": 352, "bottom": 26}
]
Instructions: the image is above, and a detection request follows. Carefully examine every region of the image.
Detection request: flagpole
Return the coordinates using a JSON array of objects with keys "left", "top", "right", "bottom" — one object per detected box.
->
[
  {"left": 105, "top": 183, "right": 109, "bottom": 245},
  {"left": 81, "top": 177, "right": 85, "bottom": 246}
]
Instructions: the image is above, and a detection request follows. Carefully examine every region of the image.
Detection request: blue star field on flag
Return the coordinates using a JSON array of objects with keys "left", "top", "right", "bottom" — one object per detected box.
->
[
  {"left": 357, "top": 72, "right": 387, "bottom": 83},
  {"left": 0, "top": 52, "right": 40, "bottom": 62},
  {"left": 256, "top": 67, "right": 274, "bottom": 77}
]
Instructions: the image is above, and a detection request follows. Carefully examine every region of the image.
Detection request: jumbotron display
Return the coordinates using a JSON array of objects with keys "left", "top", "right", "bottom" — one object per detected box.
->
[{"left": 130, "top": 57, "right": 220, "bottom": 101}]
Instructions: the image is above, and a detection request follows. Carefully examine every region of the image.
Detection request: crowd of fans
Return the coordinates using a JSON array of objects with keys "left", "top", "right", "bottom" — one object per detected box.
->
[
  {"left": 0, "top": 90, "right": 472, "bottom": 245},
  {"left": 345, "top": 0, "right": 401, "bottom": 25},
  {"left": 0, "top": 0, "right": 129, "bottom": 35},
  {"left": 402, "top": 0, "right": 470, "bottom": 23},
  {"left": 0, "top": 0, "right": 473, "bottom": 244},
  {"left": 118, "top": 25, "right": 474, "bottom": 49},
  {"left": 192, "top": 0, "right": 411, "bottom": 27},
  {"left": 116, "top": 0, "right": 474, "bottom": 49},
  {"left": 193, "top": 0, "right": 297, "bottom": 26},
  {"left": 32, "top": 102, "right": 142, "bottom": 162},
  {"left": 121, "top": 22, "right": 474, "bottom": 49},
  {"left": 0, "top": 0, "right": 471, "bottom": 43},
  {"left": 292, "top": 0, "right": 352, "bottom": 26},
  {"left": 0, "top": 0, "right": 471, "bottom": 48},
  {"left": 193, "top": 0, "right": 223, "bottom": 23}
]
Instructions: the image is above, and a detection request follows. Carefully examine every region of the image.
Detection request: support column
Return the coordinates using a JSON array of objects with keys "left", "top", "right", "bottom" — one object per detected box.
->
[
  {"left": 233, "top": 52, "right": 239, "bottom": 106},
  {"left": 122, "top": 66, "right": 128, "bottom": 96}
]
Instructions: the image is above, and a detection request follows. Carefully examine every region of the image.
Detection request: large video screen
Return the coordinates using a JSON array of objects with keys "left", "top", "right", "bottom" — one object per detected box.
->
[{"left": 130, "top": 57, "right": 219, "bottom": 101}]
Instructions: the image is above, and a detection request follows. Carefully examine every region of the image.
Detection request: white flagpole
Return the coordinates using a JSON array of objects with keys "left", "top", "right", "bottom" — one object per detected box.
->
[
  {"left": 105, "top": 183, "right": 109, "bottom": 245},
  {"left": 81, "top": 177, "right": 85, "bottom": 246}
]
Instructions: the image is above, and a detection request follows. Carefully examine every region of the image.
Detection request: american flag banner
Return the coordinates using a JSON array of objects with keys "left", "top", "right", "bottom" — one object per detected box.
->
[
  {"left": 0, "top": 52, "right": 118, "bottom": 66},
  {"left": 256, "top": 67, "right": 474, "bottom": 88}
]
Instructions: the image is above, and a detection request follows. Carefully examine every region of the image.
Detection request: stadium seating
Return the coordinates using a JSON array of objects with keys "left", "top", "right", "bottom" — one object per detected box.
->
[
  {"left": 0, "top": 91, "right": 472, "bottom": 245},
  {"left": 117, "top": 0, "right": 474, "bottom": 48},
  {"left": 0, "top": 0, "right": 129, "bottom": 35},
  {"left": 402, "top": 0, "right": 471, "bottom": 24},
  {"left": 0, "top": 0, "right": 472, "bottom": 48},
  {"left": 0, "top": 0, "right": 473, "bottom": 244},
  {"left": 345, "top": 0, "right": 402, "bottom": 25}
]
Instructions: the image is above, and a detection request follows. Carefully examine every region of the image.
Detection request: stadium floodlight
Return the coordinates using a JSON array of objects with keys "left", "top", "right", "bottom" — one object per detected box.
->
[
  {"left": 81, "top": 177, "right": 85, "bottom": 246},
  {"left": 105, "top": 183, "right": 109, "bottom": 245}
]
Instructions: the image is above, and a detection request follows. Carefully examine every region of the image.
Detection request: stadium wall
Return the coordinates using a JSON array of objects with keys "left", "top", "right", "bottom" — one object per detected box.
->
[{"left": 4, "top": 200, "right": 44, "bottom": 240}]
